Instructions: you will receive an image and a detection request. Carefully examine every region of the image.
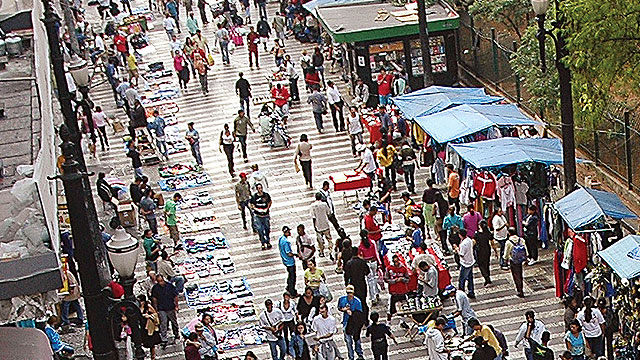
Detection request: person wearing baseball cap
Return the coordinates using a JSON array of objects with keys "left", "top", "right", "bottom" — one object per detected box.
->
[
  {"left": 409, "top": 215, "right": 424, "bottom": 249},
  {"left": 338, "top": 284, "right": 364, "bottom": 360},
  {"left": 235, "top": 172, "right": 252, "bottom": 230},
  {"left": 278, "top": 226, "right": 298, "bottom": 297},
  {"left": 443, "top": 284, "right": 477, "bottom": 336}
]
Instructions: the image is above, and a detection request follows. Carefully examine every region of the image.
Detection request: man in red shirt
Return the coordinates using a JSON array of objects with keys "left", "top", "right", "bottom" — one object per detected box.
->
[
  {"left": 247, "top": 26, "right": 260, "bottom": 69},
  {"left": 363, "top": 207, "right": 382, "bottom": 244},
  {"left": 271, "top": 83, "right": 290, "bottom": 118},
  {"left": 384, "top": 254, "right": 410, "bottom": 321},
  {"left": 376, "top": 68, "right": 394, "bottom": 105},
  {"left": 113, "top": 32, "right": 128, "bottom": 65}
]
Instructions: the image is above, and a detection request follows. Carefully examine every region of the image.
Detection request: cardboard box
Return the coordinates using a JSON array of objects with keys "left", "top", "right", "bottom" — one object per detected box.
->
[{"left": 117, "top": 202, "right": 137, "bottom": 228}]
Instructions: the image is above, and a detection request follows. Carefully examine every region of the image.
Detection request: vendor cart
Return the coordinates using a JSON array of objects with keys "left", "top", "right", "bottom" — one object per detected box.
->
[
  {"left": 329, "top": 170, "right": 372, "bottom": 205},
  {"left": 397, "top": 305, "right": 442, "bottom": 341}
]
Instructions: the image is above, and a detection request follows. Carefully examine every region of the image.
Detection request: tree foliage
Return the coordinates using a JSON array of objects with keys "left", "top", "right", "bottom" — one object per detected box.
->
[{"left": 468, "top": 0, "right": 531, "bottom": 40}]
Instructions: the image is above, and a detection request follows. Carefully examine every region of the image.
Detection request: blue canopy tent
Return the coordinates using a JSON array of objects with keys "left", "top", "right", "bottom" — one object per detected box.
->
[
  {"left": 554, "top": 188, "right": 637, "bottom": 230},
  {"left": 598, "top": 235, "right": 640, "bottom": 279},
  {"left": 413, "top": 103, "right": 542, "bottom": 144},
  {"left": 391, "top": 86, "right": 503, "bottom": 119},
  {"left": 448, "top": 138, "right": 566, "bottom": 169}
]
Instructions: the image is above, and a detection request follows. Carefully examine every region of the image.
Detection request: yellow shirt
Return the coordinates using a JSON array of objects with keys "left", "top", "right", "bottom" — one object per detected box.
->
[
  {"left": 304, "top": 268, "right": 324, "bottom": 289},
  {"left": 127, "top": 53, "right": 137, "bottom": 70},
  {"left": 473, "top": 325, "right": 502, "bottom": 355},
  {"left": 376, "top": 145, "right": 396, "bottom": 168}
]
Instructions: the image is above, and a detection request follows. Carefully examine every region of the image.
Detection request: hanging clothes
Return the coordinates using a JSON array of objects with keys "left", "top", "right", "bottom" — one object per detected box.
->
[
  {"left": 432, "top": 157, "right": 446, "bottom": 185},
  {"left": 591, "top": 232, "right": 603, "bottom": 265},
  {"left": 486, "top": 127, "right": 502, "bottom": 140},
  {"left": 561, "top": 237, "right": 573, "bottom": 270},
  {"left": 473, "top": 171, "right": 497, "bottom": 200},
  {"left": 573, "top": 234, "right": 588, "bottom": 273},
  {"left": 554, "top": 250, "right": 564, "bottom": 298},
  {"left": 445, "top": 145, "right": 461, "bottom": 170},
  {"left": 496, "top": 175, "right": 516, "bottom": 212},
  {"left": 459, "top": 168, "right": 475, "bottom": 206},
  {"left": 514, "top": 180, "right": 529, "bottom": 206}
]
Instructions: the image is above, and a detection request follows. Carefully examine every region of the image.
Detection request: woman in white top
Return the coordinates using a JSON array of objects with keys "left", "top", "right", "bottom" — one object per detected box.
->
[
  {"left": 92, "top": 106, "right": 110, "bottom": 151},
  {"left": 576, "top": 296, "right": 605, "bottom": 358},
  {"left": 278, "top": 291, "right": 298, "bottom": 354},
  {"left": 219, "top": 123, "right": 235, "bottom": 177},
  {"left": 294, "top": 134, "right": 313, "bottom": 188},
  {"left": 347, "top": 106, "right": 363, "bottom": 157}
]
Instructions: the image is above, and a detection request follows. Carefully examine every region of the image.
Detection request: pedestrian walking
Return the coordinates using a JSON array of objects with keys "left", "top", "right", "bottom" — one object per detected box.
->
[
  {"left": 236, "top": 73, "right": 253, "bottom": 118},
  {"left": 259, "top": 299, "right": 286, "bottom": 360},
  {"left": 61, "top": 268, "right": 84, "bottom": 327},
  {"left": 163, "top": 13, "right": 177, "bottom": 40},
  {"left": 165, "top": 0, "right": 179, "bottom": 31},
  {"left": 235, "top": 173, "right": 252, "bottom": 230},
  {"left": 140, "top": 188, "right": 158, "bottom": 234},
  {"left": 250, "top": 183, "right": 272, "bottom": 249},
  {"left": 194, "top": 29, "right": 210, "bottom": 53},
  {"left": 197, "top": 0, "right": 208, "bottom": 24},
  {"left": 347, "top": 106, "right": 364, "bottom": 156},
  {"left": 148, "top": 110, "right": 169, "bottom": 160},
  {"left": 164, "top": 193, "right": 182, "bottom": 250},
  {"left": 294, "top": 134, "right": 313, "bottom": 188},
  {"left": 137, "top": 294, "right": 162, "bottom": 360},
  {"left": 491, "top": 207, "right": 509, "bottom": 269},
  {"left": 446, "top": 164, "right": 461, "bottom": 212},
  {"left": 312, "top": 47, "right": 325, "bottom": 87},
  {"left": 279, "top": 226, "right": 298, "bottom": 296},
  {"left": 398, "top": 141, "right": 417, "bottom": 194},
  {"left": 215, "top": 23, "right": 231, "bottom": 65},
  {"left": 186, "top": 12, "right": 199, "bottom": 35},
  {"left": 127, "top": 141, "right": 143, "bottom": 178},
  {"left": 377, "top": 140, "right": 396, "bottom": 190},
  {"left": 92, "top": 106, "right": 110, "bottom": 151},
  {"left": 272, "top": 11, "right": 286, "bottom": 43},
  {"left": 319, "top": 181, "right": 341, "bottom": 232},
  {"left": 577, "top": 296, "right": 605, "bottom": 358},
  {"left": 193, "top": 52, "right": 209, "bottom": 94},
  {"left": 292, "top": 322, "right": 311, "bottom": 360},
  {"left": 173, "top": 51, "right": 190, "bottom": 91},
  {"left": 326, "top": 80, "right": 345, "bottom": 131},
  {"left": 256, "top": 16, "right": 271, "bottom": 51},
  {"left": 278, "top": 292, "right": 297, "bottom": 354},
  {"left": 523, "top": 204, "right": 540, "bottom": 265},
  {"left": 443, "top": 205, "right": 464, "bottom": 267},
  {"left": 505, "top": 227, "right": 528, "bottom": 298},
  {"left": 442, "top": 285, "right": 477, "bottom": 336},
  {"left": 463, "top": 204, "right": 483, "bottom": 238},
  {"left": 338, "top": 285, "right": 365, "bottom": 360},
  {"left": 366, "top": 311, "right": 397, "bottom": 360},
  {"left": 311, "top": 192, "right": 333, "bottom": 258},
  {"left": 474, "top": 220, "right": 494, "bottom": 286},
  {"left": 285, "top": 55, "right": 300, "bottom": 101},
  {"left": 233, "top": 108, "right": 255, "bottom": 162},
  {"left": 185, "top": 122, "right": 203, "bottom": 167},
  {"left": 355, "top": 230, "right": 378, "bottom": 305},
  {"left": 219, "top": 123, "right": 235, "bottom": 177},
  {"left": 458, "top": 229, "right": 476, "bottom": 298},
  {"left": 151, "top": 274, "right": 180, "bottom": 346},
  {"left": 434, "top": 191, "right": 451, "bottom": 255},
  {"left": 565, "top": 320, "right": 588, "bottom": 360},
  {"left": 307, "top": 86, "right": 327, "bottom": 133},
  {"left": 515, "top": 310, "right": 547, "bottom": 360},
  {"left": 296, "top": 224, "right": 316, "bottom": 269},
  {"left": 247, "top": 27, "right": 260, "bottom": 68},
  {"left": 143, "top": 229, "right": 161, "bottom": 271},
  {"left": 249, "top": 164, "right": 269, "bottom": 192},
  {"left": 355, "top": 143, "right": 376, "bottom": 186},
  {"left": 597, "top": 297, "right": 619, "bottom": 360},
  {"left": 257, "top": 0, "right": 267, "bottom": 19},
  {"left": 311, "top": 304, "right": 341, "bottom": 360}
]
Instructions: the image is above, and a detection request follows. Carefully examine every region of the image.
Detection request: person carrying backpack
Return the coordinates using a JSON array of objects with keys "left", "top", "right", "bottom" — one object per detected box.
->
[{"left": 504, "top": 227, "right": 528, "bottom": 298}]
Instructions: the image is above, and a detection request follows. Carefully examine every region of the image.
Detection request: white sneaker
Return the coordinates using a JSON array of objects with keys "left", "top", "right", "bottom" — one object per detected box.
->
[{"left": 528, "top": 259, "right": 537, "bottom": 266}]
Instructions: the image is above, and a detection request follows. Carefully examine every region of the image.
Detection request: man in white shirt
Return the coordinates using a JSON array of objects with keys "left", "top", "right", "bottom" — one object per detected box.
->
[
  {"left": 163, "top": 14, "right": 177, "bottom": 40},
  {"left": 284, "top": 55, "right": 300, "bottom": 101},
  {"left": 514, "top": 310, "right": 547, "bottom": 360},
  {"left": 355, "top": 144, "right": 376, "bottom": 188},
  {"left": 311, "top": 304, "right": 341, "bottom": 360},
  {"left": 353, "top": 78, "right": 370, "bottom": 108},
  {"left": 457, "top": 229, "right": 476, "bottom": 299},
  {"left": 259, "top": 299, "right": 286, "bottom": 360},
  {"left": 169, "top": 34, "right": 183, "bottom": 56},
  {"left": 492, "top": 208, "right": 509, "bottom": 269},
  {"left": 326, "top": 80, "right": 345, "bottom": 132},
  {"left": 311, "top": 193, "right": 333, "bottom": 259},
  {"left": 90, "top": 33, "right": 105, "bottom": 64}
]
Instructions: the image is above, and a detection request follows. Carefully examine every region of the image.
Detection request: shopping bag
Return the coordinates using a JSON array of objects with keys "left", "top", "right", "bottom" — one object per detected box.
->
[
  {"left": 294, "top": 160, "right": 300, "bottom": 173},
  {"left": 207, "top": 53, "right": 215, "bottom": 66},
  {"left": 318, "top": 282, "right": 333, "bottom": 302}
]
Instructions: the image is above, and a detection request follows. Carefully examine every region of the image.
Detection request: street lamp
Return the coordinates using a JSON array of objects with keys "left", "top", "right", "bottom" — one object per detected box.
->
[
  {"left": 106, "top": 227, "right": 146, "bottom": 360},
  {"left": 68, "top": 55, "right": 96, "bottom": 144},
  {"left": 531, "top": 0, "right": 577, "bottom": 194}
]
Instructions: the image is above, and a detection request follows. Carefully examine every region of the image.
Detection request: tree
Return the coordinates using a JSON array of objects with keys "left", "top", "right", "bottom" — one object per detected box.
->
[{"left": 468, "top": 0, "right": 531, "bottom": 40}]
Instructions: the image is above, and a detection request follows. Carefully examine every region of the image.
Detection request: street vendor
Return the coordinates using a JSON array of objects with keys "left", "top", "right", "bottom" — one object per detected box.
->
[
  {"left": 442, "top": 285, "right": 477, "bottom": 336},
  {"left": 384, "top": 254, "right": 410, "bottom": 322}
]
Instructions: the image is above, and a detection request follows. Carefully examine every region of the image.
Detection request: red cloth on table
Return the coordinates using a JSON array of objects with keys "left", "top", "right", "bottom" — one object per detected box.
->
[
  {"left": 329, "top": 171, "right": 371, "bottom": 191},
  {"left": 572, "top": 235, "right": 588, "bottom": 273},
  {"left": 427, "top": 247, "right": 452, "bottom": 290}
]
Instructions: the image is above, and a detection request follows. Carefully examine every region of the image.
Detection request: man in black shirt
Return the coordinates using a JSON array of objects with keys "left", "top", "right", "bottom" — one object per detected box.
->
[
  {"left": 129, "top": 177, "right": 143, "bottom": 204},
  {"left": 344, "top": 246, "right": 370, "bottom": 316},
  {"left": 528, "top": 331, "right": 553, "bottom": 360},
  {"left": 523, "top": 204, "right": 539, "bottom": 265},
  {"left": 152, "top": 274, "right": 179, "bottom": 345},
  {"left": 235, "top": 72, "right": 252, "bottom": 118},
  {"left": 126, "top": 141, "right": 143, "bottom": 178},
  {"left": 249, "top": 183, "right": 272, "bottom": 249},
  {"left": 366, "top": 312, "right": 397, "bottom": 360}
]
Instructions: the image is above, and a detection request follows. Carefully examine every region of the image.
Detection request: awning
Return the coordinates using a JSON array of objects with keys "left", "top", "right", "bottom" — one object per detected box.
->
[
  {"left": 598, "top": 235, "right": 640, "bottom": 280},
  {"left": 391, "top": 86, "right": 503, "bottom": 119},
  {"left": 0, "top": 327, "right": 54, "bottom": 360},
  {"left": 448, "top": 138, "right": 566, "bottom": 169},
  {"left": 554, "top": 188, "right": 637, "bottom": 229},
  {"left": 302, "top": 0, "right": 364, "bottom": 13},
  {"left": 413, "top": 103, "right": 541, "bottom": 144}
]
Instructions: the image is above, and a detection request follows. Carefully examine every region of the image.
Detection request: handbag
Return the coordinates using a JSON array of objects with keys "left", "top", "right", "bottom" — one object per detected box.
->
[
  {"left": 207, "top": 52, "right": 215, "bottom": 66},
  {"left": 318, "top": 282, "right": 333, "bottom": 302}
]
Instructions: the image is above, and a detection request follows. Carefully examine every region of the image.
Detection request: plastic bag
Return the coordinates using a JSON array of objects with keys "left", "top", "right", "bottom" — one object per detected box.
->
[
  {"left": 207, "top": 53, "right": 215, "bottom": 66},
  {"left": 318, "top": 282, "right": 332, "bottom": 302}
]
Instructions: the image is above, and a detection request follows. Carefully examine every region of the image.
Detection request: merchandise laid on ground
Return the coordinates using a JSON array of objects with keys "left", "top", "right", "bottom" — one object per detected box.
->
[{"left": 158, "top": 171, "right": 213, "bottom": 191}]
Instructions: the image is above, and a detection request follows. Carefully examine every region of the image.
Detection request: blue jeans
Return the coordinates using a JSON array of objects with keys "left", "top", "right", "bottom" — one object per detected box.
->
[
  {"left": 134, "top": 167, "right": 144, "bottom": 178},
  {"left": 497, "top": 239, "right": 507, "bottom": 267},
  {"left": 268, "top": 337, "right": 286, "bottom": 360},
  {"left": 524, "top": 347, "right": 533, "bottom": 360},
  {"left": 313, "top": 112, "right": 324, "bottom": 131},
  {"left": 156, "top": 138, "right": 168, "bottom": 158},
  {"left": 240, "top": 96, "right": 251, "bottom": 118},
  {"left": 191, "top": 143, "right": 203, "bottom": 165},
  {"left": 61, "top": 300, "right": 84, "bottom": 326},
  {"left": 379, "top": 94, "right": 390, "bottom": 105},
  {"left": 220, "top": 40, "right": 230, "bottom": 64},
  {"left": 258, "top": 2, "right": 267, "bottom": 19},
  {"left": 169, "top": 275, "right": 185, "bottom": 293},
  {"left": 459, "top": 264, "right": 475, "bottom": 297},
  {"left": 344, "top": 333, "right": 363, "bottom": 360},
  {"left": 254, "top": 215, "right": 271, "bottom": 245}
]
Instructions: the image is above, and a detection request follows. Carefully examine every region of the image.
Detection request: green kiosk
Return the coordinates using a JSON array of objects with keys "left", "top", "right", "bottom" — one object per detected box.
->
[{"left": 315, "top": 0, "right": 460, "bottom": 99}]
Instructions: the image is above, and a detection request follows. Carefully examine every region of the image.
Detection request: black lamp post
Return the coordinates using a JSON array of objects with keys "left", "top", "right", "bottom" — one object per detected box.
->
[
  {"left": 68, "top": 56, "right": 97, "bottom": 145},
  {"left": 106, "top": 227, "right": 146, "bottom": 360},
  {"left": 41, "top": 0, "right": 117, "bottom": 359},
  {"left": 531, "top": 0, "right": 577, "bottom": 193}
]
